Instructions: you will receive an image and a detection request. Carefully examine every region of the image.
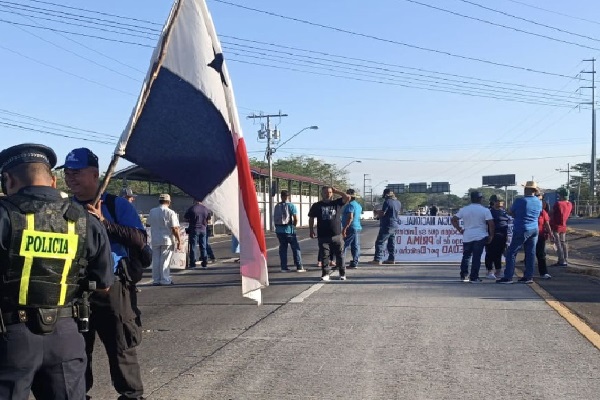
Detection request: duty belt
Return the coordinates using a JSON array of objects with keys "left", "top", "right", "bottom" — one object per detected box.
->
[{"left": 1, "top": 306, "right": 76, "bottom": 326}]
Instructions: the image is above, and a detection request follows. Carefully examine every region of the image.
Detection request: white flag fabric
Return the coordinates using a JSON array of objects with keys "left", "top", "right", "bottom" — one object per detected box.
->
[{"left": 116, "top": 0, "right": 269, "bottom": 303}]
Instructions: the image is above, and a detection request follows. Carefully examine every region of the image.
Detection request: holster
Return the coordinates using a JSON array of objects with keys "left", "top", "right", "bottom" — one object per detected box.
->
[{"left": 1, "top": 307, "right": 75, "bottom": 335}]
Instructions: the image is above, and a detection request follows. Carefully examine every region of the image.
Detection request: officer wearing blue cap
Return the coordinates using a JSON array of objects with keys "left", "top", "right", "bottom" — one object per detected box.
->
[{"left": 0, "top": 143, "right": 114, "bottom": 400}]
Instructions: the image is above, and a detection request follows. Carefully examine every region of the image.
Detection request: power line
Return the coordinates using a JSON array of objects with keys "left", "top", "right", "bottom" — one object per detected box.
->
[
  {"left": 20, "top": 0, "right": 162, "bottom": 26},
  {"left": 280, "top": 137, "right": 589, "bottom": 151},
  {"left": 0, "top": 121, "right": 114, "bottom": 145},
  {"left": 454, "top": 0, "right": 600, "bottom": 43},
  {"left": 501, "top": 0, "right": 600, "bottom": 27},
  {"left": 0, "top": 2, "right": 159, "bottom": 35},
  {"left": 0, "top": 43, "right": 138, "bottom": 95},
  {"left": 1, "top": 2, "right": 589, "bottom": 111},
  {"left": 11, "top": 22, "right": 140, "bottom": 82},
  {"left": 221, "top": 35, "right": 584, "bottom": 94},
  {"left": 400, "top": 0, "right": 600, "bottom": 51},
  {"left": 3, "top": 2, "right": 588, "bottom": 95},
  {"left": 0, "top": 7, "right": 158, "bottom": 40},
  {"left": 0, "top": 109, "right": 119, "bottom": 139},
  {"left": 274, "top": 149, "right": 587, "bottom": 163},
  {"left": 18, "top": 14, "right": 147, "bottom": 74},
  {"left": 212, "top": 0, "right": 584, "bottom": 79},
  {"left": 0, "top": 18, "right": 154, "bottom": 47},
  {"left": 223, "top": 44, "right": 583, "bottom": 103},
  {"left": 451, "top": 100, "right": 581, "bottom": 185},
  {"left": 229, "top": 58, "right": 579, "bottom": 108}
]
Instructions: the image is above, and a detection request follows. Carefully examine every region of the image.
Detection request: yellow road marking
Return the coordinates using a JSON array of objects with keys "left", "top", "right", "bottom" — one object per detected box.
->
[{"left": 531, "top": 281, "right": 600, "bottom": 350}]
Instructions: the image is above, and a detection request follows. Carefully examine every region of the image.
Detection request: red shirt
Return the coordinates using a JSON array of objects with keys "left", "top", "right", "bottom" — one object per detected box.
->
[
  {"left": 538, "top": 209, "right": 550, "bottom": 239},
  {"left": 550, "top": 200, "right": 573, "bottom": 233}
]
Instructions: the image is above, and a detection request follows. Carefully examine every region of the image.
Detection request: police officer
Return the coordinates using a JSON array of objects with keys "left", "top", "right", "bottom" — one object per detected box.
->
[
  {"left": 60, "top": 147, "right": 146, "bottom": 400},
  {"left": 0, "top": 143, "right": 114, "bottom": 400}
]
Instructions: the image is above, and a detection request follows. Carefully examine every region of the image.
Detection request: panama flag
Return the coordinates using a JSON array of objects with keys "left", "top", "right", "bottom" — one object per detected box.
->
[{"left": 115, "top": 0, "right": 268, "bottom": 303}]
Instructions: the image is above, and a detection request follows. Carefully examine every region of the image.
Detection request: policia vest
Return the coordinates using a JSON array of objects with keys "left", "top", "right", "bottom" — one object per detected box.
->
[{"left": 0, "top": 195, "right": 87, "bottom": 311}]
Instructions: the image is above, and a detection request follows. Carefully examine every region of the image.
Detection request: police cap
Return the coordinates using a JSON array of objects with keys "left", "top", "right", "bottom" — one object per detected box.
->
[{"left": 0, "top": 143, "right": 57, "bottom": 173}]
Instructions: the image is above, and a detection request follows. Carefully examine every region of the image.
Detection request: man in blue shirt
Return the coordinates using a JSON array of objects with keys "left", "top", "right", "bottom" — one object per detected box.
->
[
  {"left": 497, "top": 181, "right": 542, "bottom": 284},
  {"left": 274, "top": 190, "right": 305, "bottom": 272},
  {"left": 342, "top": 189, "right": 363, "bottom": 269},
  {"left": 370, "top": 188, "right": 402, "bottom": 265},
  {"left": 61, "top": 148, "right": 146, "bottom": 400}
]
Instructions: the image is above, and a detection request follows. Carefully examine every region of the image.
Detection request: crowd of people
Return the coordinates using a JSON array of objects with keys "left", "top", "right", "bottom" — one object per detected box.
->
[
  {"left": 452, "top": 181, "right": 573, "bottom": 284},
  {"left": 274, "top": 186, "right": 402, "bottom": 281},
  {"left": 0, "top": 140, "right": 574, "bottom": 400}
]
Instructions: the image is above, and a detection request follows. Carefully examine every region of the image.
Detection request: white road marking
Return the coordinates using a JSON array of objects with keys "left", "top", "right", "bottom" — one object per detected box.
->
[{"left": 289, "top": 283, "right": 326, "bottom": 303}]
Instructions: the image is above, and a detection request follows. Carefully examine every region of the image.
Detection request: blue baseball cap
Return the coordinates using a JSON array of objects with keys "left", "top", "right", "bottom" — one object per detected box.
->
[{"left": 57, "top": 148, "right": 99, "bottom": 170}]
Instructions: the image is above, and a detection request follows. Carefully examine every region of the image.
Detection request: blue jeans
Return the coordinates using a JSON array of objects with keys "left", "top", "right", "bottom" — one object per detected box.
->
[
  {"left": 276, "top": 233, "right": 303, "bottom": 270},
  {"left": 460, "top": 237, "right": 487, "bottom": 279},
  {"left": 188, "top": 230, "right": 207, "bottom": 267},
  {"left": 504, "top": 228, "right": 538, "bottom": 280},
  {"left": 374, "top": 228, "right": 396, "bottom": 261},
  {"left": 343, "top": 228, "right": 361, "bottom": 266},
  {"left": 206, "top": 238, "right": 215, "bottom": 260}
]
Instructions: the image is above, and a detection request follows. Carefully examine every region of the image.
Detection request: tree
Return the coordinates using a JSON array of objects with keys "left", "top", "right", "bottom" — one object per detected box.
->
[{"left": 570, "top": 160, "right": 600, "bottom": 200}]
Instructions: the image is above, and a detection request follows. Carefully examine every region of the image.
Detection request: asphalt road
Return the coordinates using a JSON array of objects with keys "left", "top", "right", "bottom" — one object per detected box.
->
[
  {"left": 566, "top": 216, "right": 600, "bottom": 231},
  {"left": 82, "top": 221, "right": 600, "bottom": 400}
]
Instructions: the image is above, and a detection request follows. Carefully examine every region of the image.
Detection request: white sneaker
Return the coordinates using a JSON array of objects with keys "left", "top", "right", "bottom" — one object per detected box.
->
[
  {"left": 486, "top": 273, "right": 497, "bottom": 280},
  {"left": 542, "top": 273, "right": 552, "bottom": 279},
  {"left": 321, "top": 275, "right": 330, "bottom": 281},
  {"left": 340, "top": 276, "right": 347, "bottom": 281}
]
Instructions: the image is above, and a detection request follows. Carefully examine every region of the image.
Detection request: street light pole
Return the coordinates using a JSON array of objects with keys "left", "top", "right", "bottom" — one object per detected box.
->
[
  {"left": 335, "top": 160, "right": 361, "bottom": 188},
  {"left": 274, "top": 126, "right": 319, "bottom": 151},
  {"left": 371, "top": 180, "right": 388, "bottom": 205},
  {"left": 265, "top": 124, "right": 319, "bottom": 231}
]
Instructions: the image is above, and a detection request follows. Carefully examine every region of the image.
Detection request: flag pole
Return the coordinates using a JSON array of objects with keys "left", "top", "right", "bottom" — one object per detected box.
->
[{"left": 93, "top": 0, "right": 184, "bottom": 205}]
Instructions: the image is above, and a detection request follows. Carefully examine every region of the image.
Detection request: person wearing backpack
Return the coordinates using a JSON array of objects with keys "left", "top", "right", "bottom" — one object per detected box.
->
[
  {"left": 60, "top": 148, "right": 146, "bottom": 400},
  {"left": 274, "top": 190, "right": 305, "bottom": 272}
]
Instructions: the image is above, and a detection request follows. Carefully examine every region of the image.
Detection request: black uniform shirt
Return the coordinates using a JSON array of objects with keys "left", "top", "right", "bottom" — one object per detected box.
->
[{"left": 0, "top": 186, "right": 114, "bottom": 289}]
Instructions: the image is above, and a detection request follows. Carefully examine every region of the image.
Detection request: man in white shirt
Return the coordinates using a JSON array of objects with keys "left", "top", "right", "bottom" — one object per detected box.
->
[
  {"left": 451, "top": 191, "right": 494, "bottom": 283},
  {"left": 147, "top": 194, "right": 181, "bottom": 285}
]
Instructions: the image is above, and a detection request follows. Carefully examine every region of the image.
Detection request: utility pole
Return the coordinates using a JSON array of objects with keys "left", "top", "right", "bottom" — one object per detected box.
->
[
  {"left": 556, "top": 163, "right": 576, "bottom": 189},
  {"left": 363, "top": 174, "right": 371, "bottom": 209},
  {"left": 581, "top": 59, "right": 596, "bottom": 205},
  {"left": 247, "top": 112, "right": 288, "bottom": 231}
]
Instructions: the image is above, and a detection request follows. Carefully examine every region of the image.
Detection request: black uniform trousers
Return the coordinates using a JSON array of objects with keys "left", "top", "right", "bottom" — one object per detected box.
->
[
  {"left": 84, "top": 279, "right": 143, "bottom": 399},
  {"left": 0, "top": 318, "right": 86, "bottom": 400}
]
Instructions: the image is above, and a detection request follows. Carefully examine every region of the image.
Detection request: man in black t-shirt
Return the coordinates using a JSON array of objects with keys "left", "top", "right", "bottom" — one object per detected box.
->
[{"left": 308, "top": 186, "right": 350, "bottom": 281}]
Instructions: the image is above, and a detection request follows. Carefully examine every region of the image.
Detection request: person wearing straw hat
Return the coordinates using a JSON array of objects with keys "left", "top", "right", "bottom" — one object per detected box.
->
[{"left": 497, "top": 181, "right": 542, "bottom": 284}]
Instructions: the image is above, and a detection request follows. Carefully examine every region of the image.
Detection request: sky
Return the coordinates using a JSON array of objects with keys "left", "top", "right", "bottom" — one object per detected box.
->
[{"left": 1, "top": 0, "right": 600, "bottom": 197}]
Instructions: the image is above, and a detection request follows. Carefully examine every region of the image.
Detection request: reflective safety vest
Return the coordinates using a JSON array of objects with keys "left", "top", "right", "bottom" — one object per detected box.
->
[{"left": 0, "top": 195, "right": 88, "bottom": 309}]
